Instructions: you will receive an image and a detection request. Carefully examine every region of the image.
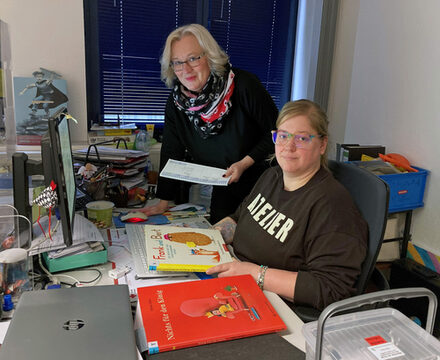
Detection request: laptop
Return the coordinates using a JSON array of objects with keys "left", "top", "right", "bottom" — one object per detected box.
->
[{"left": 0, "top": 285, "right": 138, "bottom": 360}]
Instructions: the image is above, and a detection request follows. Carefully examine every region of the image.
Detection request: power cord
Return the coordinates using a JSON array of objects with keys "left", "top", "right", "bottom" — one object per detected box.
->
[
  {"left": 48, "top": 268, "right": 103, "bottom": 288},
  {"left": 38, "top": 253, "right": 59, "bottom": 286}
]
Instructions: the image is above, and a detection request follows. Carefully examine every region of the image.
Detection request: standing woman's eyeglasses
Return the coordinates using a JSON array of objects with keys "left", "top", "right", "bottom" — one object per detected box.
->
[{"left": 170, "top": 53, "right": 206, "bottom": 72}]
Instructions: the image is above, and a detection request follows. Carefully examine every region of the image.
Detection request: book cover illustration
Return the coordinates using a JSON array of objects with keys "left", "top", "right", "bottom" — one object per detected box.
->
[
  {"left": 14, "top": 68, "right": 68, "bottom": 145},
  {"left": 144, "top": 225, "right": 233, "bottom": 272},
  {"left": 137, "top": 274, "right": 287, "bottom": 354}
]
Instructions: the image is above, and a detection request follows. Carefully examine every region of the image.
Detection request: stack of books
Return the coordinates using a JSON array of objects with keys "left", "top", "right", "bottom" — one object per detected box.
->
[
  {"left": 88, "top": 123, "right": 137, "bottom": 148},
  {"left": 73, "top": 146, "right": 149, "bottom": 190}
]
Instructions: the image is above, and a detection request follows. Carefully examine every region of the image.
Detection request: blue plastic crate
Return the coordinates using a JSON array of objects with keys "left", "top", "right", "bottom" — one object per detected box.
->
[{"left": 352, "top": 161, "right": 429, "bottom": 213}]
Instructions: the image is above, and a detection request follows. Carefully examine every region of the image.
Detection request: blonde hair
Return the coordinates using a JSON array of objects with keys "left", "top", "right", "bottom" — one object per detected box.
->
[
  {"left": 160, "top": 24, "right": 229, "bottom": 88},
  {"left": 273, "top": 99, "right": 329, "bottom": 168}
]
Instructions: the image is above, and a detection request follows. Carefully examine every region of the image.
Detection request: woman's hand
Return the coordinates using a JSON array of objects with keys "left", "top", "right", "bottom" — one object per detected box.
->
[
  {"left": 206, "top": 260, "right": 260, "bottom": 282},
  {"left": 223, "top": 156, "right": 255, "bottom": 184},
  {"left": 137, "top": 199, "right": 169, "bottom": 216}
]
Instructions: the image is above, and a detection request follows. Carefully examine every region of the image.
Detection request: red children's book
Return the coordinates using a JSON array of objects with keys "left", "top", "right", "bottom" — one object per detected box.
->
[{"left": 137, "top": 274, "right": 287, "bottom": 354}]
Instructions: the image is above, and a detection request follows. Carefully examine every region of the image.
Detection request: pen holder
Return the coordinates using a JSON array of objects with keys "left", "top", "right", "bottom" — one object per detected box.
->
[
  {"left": 85, "top": 179, "right": 108, "bottom": 201},
  {"left": 0, "top": 248, "right": 31, "bottom": 299},
  {"left": 107, "top": 186, "right": 128, "bottom": 207},
  {"left": 0, "top": 211, "right": 33, "bottom": 303}
]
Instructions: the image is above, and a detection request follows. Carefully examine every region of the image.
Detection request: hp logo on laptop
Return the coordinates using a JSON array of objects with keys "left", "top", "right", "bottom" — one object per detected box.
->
[{"left": 63, "top": 319, "right": 85, "bottom": 331}]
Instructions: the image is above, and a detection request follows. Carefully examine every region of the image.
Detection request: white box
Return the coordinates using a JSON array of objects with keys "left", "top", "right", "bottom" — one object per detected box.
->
[
  {"left": 303, "top": 307, "right": 440, "bottom": 359},
  {"left": 377, "top": 215, "right": 401, "bottom": 262}
]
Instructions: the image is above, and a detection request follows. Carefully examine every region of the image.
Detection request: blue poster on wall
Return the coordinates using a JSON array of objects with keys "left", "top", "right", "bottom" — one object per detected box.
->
[{"left": 13, "top": 68, "right": 68, "bottom": 145}]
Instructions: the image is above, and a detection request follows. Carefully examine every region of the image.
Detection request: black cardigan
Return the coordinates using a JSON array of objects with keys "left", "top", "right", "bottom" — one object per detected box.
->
[{"left": 156, "top": 67, "right": 278, "bottom": 201}]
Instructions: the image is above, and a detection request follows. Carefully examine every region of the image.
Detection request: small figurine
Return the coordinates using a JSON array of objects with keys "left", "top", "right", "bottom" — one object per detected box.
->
[
  {"left": 78, "top": 163, "right": 98, "bottom": 179},
  {"left": 33, "top": 181, "right": 58, "bottom": 240}
]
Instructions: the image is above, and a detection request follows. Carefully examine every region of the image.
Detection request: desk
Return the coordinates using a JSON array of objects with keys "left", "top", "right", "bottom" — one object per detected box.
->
[
  {"left": 61, "top": 257, "right": 306, "bottom": 350},
  {"left": 59, "top": 257, "right": 306, "bottom": 353},
  {"left": 27, "top": 208, "right": 306, "bottom": 356}
]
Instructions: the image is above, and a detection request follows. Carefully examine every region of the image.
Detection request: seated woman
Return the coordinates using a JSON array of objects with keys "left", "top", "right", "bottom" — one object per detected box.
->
[{"left": 206, "top": 99, "right": 368, "bottom": 310}]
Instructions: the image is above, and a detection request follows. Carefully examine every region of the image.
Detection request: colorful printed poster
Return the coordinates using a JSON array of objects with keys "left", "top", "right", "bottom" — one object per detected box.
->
[{"left": 14, "top": 70, "right": 68, "bottom": 145}]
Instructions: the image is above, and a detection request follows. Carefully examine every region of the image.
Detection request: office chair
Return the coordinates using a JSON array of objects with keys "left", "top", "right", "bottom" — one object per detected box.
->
[{"left": 291, "top": 160, "right": 390, "bottom": 322}]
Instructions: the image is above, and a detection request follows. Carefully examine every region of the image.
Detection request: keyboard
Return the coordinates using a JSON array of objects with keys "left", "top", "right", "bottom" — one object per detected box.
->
[
  {"left": 75, "top": 188, "right": 93, "bottom": 211},
  {"left": 126, "top": 224, "right": 187, "bottom": 279}
]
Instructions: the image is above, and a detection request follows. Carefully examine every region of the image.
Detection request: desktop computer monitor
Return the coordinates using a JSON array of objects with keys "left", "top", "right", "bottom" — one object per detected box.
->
[
  {"left": 13, "top": 107, "right": 76, "bottom": 247},
  {"left": 45, "top": 109, "right": 76, "bottom": 246}
]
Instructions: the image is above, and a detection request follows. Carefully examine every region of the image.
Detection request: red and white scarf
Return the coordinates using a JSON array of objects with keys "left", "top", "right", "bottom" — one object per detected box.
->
[{"left": 173, "top": 65, "right": 235, "bottom": 139}]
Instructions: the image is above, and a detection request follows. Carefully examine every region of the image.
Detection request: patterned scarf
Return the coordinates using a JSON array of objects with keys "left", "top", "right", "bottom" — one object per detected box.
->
[{"left": 172, "top": 65, "right": 235, "bottom": 139}]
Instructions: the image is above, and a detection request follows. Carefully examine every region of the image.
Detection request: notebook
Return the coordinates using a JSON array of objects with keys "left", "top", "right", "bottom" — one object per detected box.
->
[{"left": 0, "top": 285, "right": 138, "bottom": 360}]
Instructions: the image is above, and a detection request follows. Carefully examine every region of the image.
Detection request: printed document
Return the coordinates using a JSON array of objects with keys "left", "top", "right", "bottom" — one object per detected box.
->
[
  {"left": 29, "top": 214, "right": 104, "bottom": 255},
  {"left": 160, "top": 159, "right": 230, "bottom": 186}
]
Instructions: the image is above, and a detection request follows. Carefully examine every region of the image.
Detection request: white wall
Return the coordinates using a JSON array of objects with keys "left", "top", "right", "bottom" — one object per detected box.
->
[
  {"left": 1, "top": 0, "right": 87, "bottom": 144},
  {"left": 328, "top": 0, "right": 440, "bottom": 255}
]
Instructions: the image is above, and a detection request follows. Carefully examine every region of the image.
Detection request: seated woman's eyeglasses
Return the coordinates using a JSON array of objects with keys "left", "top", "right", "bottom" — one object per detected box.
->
[
  {"left": 170, "top": 53, "right": 206, "bottom": 72},
  {"left": 271, "top": 130, "right": 320, "bottom": 148}
]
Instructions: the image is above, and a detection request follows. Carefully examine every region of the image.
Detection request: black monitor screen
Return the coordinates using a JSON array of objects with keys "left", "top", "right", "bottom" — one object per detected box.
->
[
  {"left": 57, "top": 115, "right": 75, "bottom": 227},
  {"left": 12, "top": 108, "right": 76, "bottom": 247},
  {"left": 45, "top": 109, "right": 76, "bottom": 246}
]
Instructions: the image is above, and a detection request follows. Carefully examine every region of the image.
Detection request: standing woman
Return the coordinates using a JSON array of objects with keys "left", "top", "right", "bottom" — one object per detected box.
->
[{"left": 141, "top": 24, "right": 278, "bottom": 223}]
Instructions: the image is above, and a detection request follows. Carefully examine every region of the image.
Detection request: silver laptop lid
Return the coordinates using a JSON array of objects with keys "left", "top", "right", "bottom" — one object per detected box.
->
[{"left": 0, "top": 285, "right": 137, "bottom": 360}]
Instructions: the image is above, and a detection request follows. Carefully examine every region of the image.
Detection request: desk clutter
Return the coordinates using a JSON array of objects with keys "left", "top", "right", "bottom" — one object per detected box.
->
[
  {"left": 2, "top": 199, "right": 440, "bottom": 358},
  {"left": 73, "top": 145, "right": 156, "bottom": 208},
  {"left": 0, "top": 206, "right": 298, "bottom": 358}
]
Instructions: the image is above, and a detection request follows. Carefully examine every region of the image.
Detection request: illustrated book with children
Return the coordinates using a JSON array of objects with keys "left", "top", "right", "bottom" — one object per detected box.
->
[
  {"left": 137, "top": 274, "right": 287, "bottom": 354},
  {"left": 143, "top": 224, "right": 233, "bottom": 272}
]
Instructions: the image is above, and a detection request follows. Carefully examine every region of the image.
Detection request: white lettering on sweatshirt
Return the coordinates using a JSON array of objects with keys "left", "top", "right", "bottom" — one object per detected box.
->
[{"left": 247, "top": 193, "right": 293, "bottom": 243}]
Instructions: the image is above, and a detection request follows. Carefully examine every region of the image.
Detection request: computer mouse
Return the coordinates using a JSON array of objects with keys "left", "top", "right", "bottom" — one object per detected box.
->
[{"left": 120, "top": 212, "right": 148, "bottom": 223}]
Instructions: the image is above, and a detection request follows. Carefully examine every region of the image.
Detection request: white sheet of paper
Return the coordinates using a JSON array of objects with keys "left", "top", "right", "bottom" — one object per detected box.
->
[
  {"left": 0, "top": 320, "right": 10, "bottom": 344},
  {"left": 29, "top": 214, "right": 104, "bottom": 255},
  {"left": 160, "top": 159, "right": 230, "bottom": 186}
]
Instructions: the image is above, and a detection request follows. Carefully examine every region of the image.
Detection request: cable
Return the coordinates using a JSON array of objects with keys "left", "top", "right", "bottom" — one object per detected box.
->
[
  {"left": 71, "top": 268, "right": 103, "bottom": 284},
  {"left": 52, "top": 273, "right": 82, "bottom": 286},
  {"left": 38, "top": 253, "right": 59, "bottom": 285},
  {"left": 52, "top": 268, "right": 103, "bottom": 287}
]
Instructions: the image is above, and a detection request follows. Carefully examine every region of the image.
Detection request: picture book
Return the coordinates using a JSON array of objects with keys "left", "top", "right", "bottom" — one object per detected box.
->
[
  {"left": 137, "top": 274, "right": 287, "bottom": 354},
  {"left": 143, "top": 225, "right": 233, "bottom": 272}
]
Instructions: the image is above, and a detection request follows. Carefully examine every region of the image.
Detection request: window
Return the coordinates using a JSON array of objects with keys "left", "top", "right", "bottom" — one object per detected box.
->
[{"left": 84, "top": 0, "right": 298, "bottom": 128}]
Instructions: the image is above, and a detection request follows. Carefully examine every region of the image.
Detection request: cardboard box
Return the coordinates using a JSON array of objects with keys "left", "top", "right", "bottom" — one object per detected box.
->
[{"left": 377, "top": 215, "right": 400, "bottom": 262}]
